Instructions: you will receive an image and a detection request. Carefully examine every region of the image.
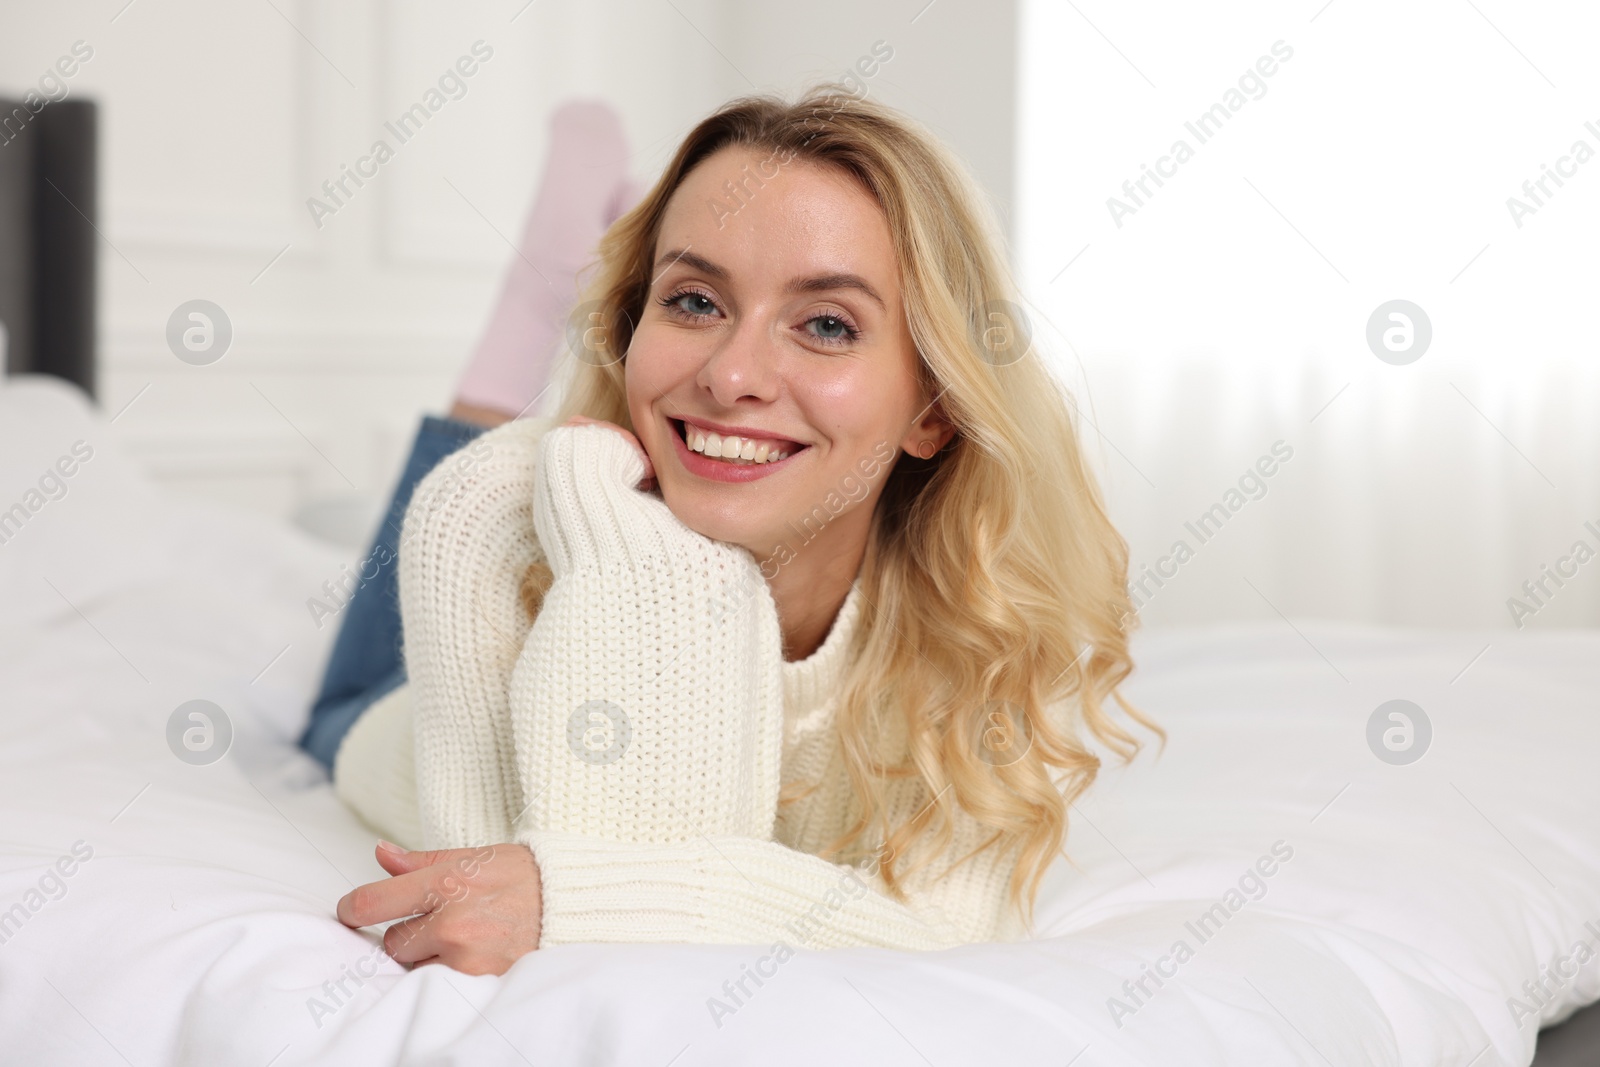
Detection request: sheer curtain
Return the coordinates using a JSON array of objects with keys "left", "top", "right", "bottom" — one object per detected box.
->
[{"left": 1014, "top": 0, "right": 1600, "bottom": 628}]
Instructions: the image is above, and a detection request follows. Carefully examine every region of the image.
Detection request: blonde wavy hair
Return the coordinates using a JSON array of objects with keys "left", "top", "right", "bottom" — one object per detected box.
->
[{"left": 532, "top": 87, "right": 1161, "bottom": 928}]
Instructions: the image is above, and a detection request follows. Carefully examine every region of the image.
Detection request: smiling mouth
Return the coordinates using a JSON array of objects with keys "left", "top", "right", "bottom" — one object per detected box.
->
[{"left": 672, "top": 419, "right": 804, "bottom": 466}]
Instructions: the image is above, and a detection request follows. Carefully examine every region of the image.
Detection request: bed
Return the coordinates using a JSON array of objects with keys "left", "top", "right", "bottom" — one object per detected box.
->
[{"left": 2, "top": 373, "right": 1597, "bottom": 1066}]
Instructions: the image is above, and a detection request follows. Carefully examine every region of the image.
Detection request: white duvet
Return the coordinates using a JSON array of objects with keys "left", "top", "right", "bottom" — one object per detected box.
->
[{"left": 1, "top": 376, "right": 1596, "bottom": 1066}]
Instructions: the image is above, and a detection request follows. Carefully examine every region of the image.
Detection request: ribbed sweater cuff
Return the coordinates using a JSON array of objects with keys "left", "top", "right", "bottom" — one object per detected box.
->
[
  {"left": 523, "top": 831, "right": 728, "bottom": 946},
  {"left": 520, "top": 828, "right": 987, "bottom": 951}
]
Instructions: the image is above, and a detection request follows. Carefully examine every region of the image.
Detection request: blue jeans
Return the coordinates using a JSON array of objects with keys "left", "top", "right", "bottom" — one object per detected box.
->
[{"left": 299, "top": 414, "right": 488, "bottom": 772}]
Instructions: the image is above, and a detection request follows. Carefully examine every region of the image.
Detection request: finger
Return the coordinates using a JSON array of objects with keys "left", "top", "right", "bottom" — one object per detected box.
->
[
  {"left": 374, "top": 842, "right": 413, "bottom": 876},
  {"left": 611, "top": 428, "right": 654, "bottom": 482},
  {"left": 337, "top": 866, "right": 446, "bottom": 928},
  {"left": 373, "top": 841, "right": 454, "bottom": 876},
  {"left": 375, "top": 841, "right": 492, "bottom": 877},
  {"left": 561, "top": 418, "right": 654, "bottom": 486},
  {"left": 384, "top": 912, "right": 446, "bottom": 965},
  {"left": 636, "top": 444, "right": 655, "bottom": 482}
]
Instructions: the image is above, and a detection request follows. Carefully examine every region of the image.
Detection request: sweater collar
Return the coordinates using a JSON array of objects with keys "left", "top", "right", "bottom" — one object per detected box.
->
[{"left": 780, "top": 582, "right": 864, "bottom": 718}]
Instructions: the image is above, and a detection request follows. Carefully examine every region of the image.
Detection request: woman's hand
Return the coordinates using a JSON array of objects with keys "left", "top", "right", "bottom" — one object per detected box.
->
[
  {"left": 336, "top": 840, "right": 543, "bottom": 976},
  {"left": 564, "top": 415, "right": 655, "bottom": 490}
]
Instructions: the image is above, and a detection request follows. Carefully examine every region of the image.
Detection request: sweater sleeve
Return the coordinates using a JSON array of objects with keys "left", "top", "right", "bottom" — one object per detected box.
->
[
  {"left": 512, "top": 424, "right": 1023, "bottom": 951},
  {"left": 508, "top": 424, "right": 786, "bottom": 843},
  {"left": 522, "top": 810, "right": 1026, "bottom": 951},
  {"left": 399, "top": 418, "right": 551, "bottom": 850}
]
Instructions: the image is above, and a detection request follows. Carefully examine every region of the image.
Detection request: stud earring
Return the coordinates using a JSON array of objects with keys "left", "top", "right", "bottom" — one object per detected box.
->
[{"left": 917, "top": 440, "right": 937, "bottom": 459}]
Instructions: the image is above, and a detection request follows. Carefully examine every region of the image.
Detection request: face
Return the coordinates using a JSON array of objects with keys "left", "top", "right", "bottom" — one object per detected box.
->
[{"left": 625, "top": 146, "right": 950, "bottom": 568}]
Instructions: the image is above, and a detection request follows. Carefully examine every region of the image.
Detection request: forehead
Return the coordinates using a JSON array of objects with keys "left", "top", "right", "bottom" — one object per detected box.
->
[{"left": 657, "top": 146, "right": 898, "bottom": 291}]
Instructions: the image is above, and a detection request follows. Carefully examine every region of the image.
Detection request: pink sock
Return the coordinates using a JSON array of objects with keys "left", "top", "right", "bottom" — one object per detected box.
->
[{"left": 454, "top": 100, "right": 642, "bottom": 418}]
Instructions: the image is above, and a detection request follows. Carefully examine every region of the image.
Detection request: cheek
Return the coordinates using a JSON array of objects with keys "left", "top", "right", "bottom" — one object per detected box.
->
[
  {"left": 801, "top": 361, "right": 918, "bottom": 452},
  {"left": 624, "top": 325, "right": 690, "bottom": 418}
]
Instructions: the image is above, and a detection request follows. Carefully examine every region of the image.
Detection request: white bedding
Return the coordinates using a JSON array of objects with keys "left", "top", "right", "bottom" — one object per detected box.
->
[{"left": 1, "top": 375, "right": 1597, "bottom": 1066}]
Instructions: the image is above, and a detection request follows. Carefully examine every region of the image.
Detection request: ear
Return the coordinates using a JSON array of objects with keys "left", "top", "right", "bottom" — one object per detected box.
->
[{"left": 899, "top": 397, "right": 956, "bottom": 460}]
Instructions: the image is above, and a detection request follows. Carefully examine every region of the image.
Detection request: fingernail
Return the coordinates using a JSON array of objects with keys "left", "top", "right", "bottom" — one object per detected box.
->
[{"left": 377, "top": 839, "right": 408, "bottom": 855}]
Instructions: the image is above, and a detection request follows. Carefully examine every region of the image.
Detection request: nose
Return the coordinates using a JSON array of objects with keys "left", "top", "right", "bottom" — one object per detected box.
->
[{"left": 696, "top": 314, "right": 780, "bottom": 406}]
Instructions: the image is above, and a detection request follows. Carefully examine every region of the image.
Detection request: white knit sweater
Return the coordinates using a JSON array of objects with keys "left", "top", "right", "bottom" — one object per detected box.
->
[{"left": 334, "top": 419, "right": 1026, "bottom": 950}]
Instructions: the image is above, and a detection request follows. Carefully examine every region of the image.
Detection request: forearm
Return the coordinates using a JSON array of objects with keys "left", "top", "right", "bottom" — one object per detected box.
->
[
  {"left": 524, "top": 830, "right": 1018, "bottom": 951},
  {"left": 401, "top": 418, "right": 552, "bottom": 848},
  {"left": 510, "top": 424, "right": 786, "bottom": 843}
]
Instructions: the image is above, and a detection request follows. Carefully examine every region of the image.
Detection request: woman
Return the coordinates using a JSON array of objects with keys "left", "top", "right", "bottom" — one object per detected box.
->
[{"left": 325, "top": 87, "right": 1160, "bottom": 976}]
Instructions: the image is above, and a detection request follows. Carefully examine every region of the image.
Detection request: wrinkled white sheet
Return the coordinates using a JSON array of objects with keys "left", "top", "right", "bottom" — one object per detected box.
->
[{"left": 1, "top": 376, "right": 1597, "bottom": 1066}]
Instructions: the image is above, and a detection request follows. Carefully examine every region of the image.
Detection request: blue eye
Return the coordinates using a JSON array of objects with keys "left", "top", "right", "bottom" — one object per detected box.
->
[
  {"left": 662, "top": 290, "right": 719, "bottom": 317},
  {"left": 806, "top": 313, "right": 859, "bottom": 344}
]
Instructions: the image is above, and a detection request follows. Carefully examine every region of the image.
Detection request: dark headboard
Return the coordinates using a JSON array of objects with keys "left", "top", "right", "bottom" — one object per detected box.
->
[{"left": 0, "top": 98, "right": 97, "bottom": 398}]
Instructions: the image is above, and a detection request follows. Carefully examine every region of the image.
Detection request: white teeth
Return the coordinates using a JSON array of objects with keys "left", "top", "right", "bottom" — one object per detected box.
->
[{"left": 681, "top": 423, "right": 795, "bottom": 464}]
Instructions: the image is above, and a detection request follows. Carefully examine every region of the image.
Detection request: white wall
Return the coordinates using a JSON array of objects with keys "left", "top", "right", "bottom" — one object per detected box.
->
[
  {"left": 0, "top": 0, "right": 1017, "bottom": 533},
  {"left": 724, "top": 0, "right": 1018, "bottom": 233},
  {"left": 19, "top": 0, "right": 1588, "bottom": 631},
  {"left": 1016, "top": 0, "right": 1600, "bottom": 629}
]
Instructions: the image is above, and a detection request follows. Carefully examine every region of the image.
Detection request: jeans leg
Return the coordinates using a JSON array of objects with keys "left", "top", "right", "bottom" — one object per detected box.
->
[{"left": 299, "top": 414, "right": 489, "bottom": 771}]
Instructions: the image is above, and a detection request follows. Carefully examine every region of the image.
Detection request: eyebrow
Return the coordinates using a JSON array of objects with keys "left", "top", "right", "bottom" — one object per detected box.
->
[
  {"left": 655, "top": 248, "right": 724, "bottom": 280},
  {"left": 653, "top": 248, "right": 886, "bottom": 311},
  {"left": 789, "top": 272, "right": 885, "bottom": 311}
]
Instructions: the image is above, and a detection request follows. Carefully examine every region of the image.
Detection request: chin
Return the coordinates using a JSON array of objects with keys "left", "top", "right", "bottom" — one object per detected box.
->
[{"left": 660, "top": 486, "right": 774, "bottom": 554}]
